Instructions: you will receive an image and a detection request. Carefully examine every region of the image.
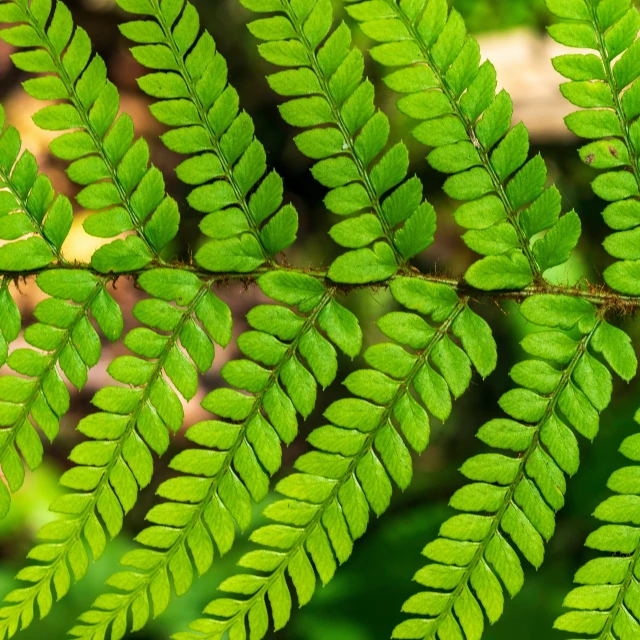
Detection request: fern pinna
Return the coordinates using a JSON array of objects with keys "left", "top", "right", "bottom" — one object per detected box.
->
[
  {"left": 554, "top": 409, "right": 640, "bottom": 638},
  {"left": 0, "top": 0, "right": 639, "bottom": 639}
]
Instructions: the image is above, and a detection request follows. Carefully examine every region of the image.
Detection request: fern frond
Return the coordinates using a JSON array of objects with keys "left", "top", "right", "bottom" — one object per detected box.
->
[
  {"left": 67, "top": 270, "right": 363, "bottom": 639},
  {"left": 240, "top": 0, "right": 437, "bottom": 285},
  {"left": 554, "top": 409, "right": 640, "bottom": 639},
  {"left": 393, "top": 295, "right": 637, "bottom": 640},
  {"left": 0, "top": 0, "right": 180, "bottom": 272},
  {"left": 547, "top": 0, "right": 640, "bottom": 295},
  {"left": 116, "top": 0, "right": 297, "bottom": 273},
  {"left": 172, "top": 278, "right": 497, "bottom": 640},
  {"left": 0, "top": 270, "right": 121, "bottom": 522},
  {"left": 0, "top": 103, "right": 71, "bottom": 270},
  {"left": 344, "top": 0, "right": 582, "bottom": 291},
  {"left": 0, "top": 268, "right": 232, "bottom": 637}
]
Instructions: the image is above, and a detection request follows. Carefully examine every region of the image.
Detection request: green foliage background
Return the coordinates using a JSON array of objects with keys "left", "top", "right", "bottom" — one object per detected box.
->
[{"left": 1, "top": 0, "right": 638, "bottom": 638}]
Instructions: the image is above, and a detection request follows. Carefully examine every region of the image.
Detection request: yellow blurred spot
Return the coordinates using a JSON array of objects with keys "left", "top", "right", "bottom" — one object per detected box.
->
[{"left": 62, "top": 211, "right": 110, "bottom": 262}]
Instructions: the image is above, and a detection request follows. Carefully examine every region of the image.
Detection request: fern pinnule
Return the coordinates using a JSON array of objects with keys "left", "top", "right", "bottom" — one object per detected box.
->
[
  {"left": 68, "top": 271, "right": 363, "bottom": 640},
  {"left": 0, "top": 279, "right": 19, "bottom": 350},
  {"left": 394, "top": 295, "right": 637, "bottom": 640},
  {"left": 174, "top": 277, "right": 497, "bottom": 640},
  {"left": 554, "top": 409, "right": 640, "bottom": 638},
  {"left": 0, "top": 0, "right": 180, "bottom": 273},
  {"left": 547, "top": 0, "right": 640, "bottom": 295},
  {"left": 0, "top": 269, "right": 232, "bottom": 638},
  {"left": 345, "top": 0, "right": 583, "bottom": 291},
  {"left": 241, "top": 0, "right": 437, "bottom": 285},
  {"left": 117, "top": 0, "right": 299, "bottom": 274}
]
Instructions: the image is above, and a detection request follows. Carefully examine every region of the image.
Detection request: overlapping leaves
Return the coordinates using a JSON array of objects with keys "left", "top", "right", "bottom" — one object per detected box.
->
[
  {"left": 0, "top": 104, "right": 71, "bottom": 271},
  {"left": 394, "top": 295, "right": 636, "bottom": 640},
  {"left": 242, "top": 0, "right": 437, "bottom": 284},
  {"left": 174, "top": 278, "right": 496, "bottom": 640},
  {"left": 0, "top": 271, "right": 121, "bottom": 523},
  {"left": 345, "top": 0, "right": 582, "bottom": 290}
]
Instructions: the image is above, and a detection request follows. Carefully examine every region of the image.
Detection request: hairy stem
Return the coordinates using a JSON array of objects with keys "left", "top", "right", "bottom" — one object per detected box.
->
[{"left": 6, "top": 262, "right": 640, "bottom": 315}]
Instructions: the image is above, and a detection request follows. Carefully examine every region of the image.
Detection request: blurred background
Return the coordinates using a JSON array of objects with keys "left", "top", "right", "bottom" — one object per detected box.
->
[{"left": 1, "top": 0, "right": 640, "bottom": 638}]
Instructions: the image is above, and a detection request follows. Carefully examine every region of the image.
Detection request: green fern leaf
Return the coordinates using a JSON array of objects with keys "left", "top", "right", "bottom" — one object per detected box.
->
[
  {"left": 547, "top": 0, "right": 640, "bottom": 295},
  {"left": 171, "top": 278, "right": 496, "bottom": 640},
  {"left": 554, "top": 409, "right": 640, "bottom": 639},
  {"left": 393, "top": 295, "right": 635, "bottom": 640},
  {"left": 345, "top": 0, "right": 582, "bottom": 290},
  {"left": 0, "top": 0, "right": 181, "bottom": 272},
  {"left": 240, "top": 0, "right": 437, "bottom": 284},
  {"left": 116, "top": 0, "right": 296, "bottom": 272},
  {"left": 0, "top": 269, "right": 231, "bottom": 637},
  {"left": 66, "top": 271, "right": 361, "bottom": 639}
]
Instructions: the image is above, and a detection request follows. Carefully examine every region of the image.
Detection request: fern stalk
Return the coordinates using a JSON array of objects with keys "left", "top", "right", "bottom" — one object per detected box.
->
[
  {"left": 394, "top": 292, "right": 637, "bottom": 639},
  {"left": 279, "top": 0, "right": 404, "bottom": 266},
  {"left": 0, "top": 0, "right": 183, "bottom": 273},
  {"left": 241, "top": 0, "right": 437, "bottom": 284},
  {"left": 547, "top": 0, "right": 640, "bottom": 295},
  {"left": 345, "top": 0, "right": 582, "bottom": 291},
  {"left": 588, "top": 2, "right": 640, "bottom": 186},
  {"left": 414, "top": 323, "right": 597, "bottom": 639},
  {"left": 133, "top": 0, "right": 274, "bottom": 264}
]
